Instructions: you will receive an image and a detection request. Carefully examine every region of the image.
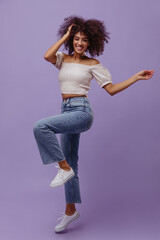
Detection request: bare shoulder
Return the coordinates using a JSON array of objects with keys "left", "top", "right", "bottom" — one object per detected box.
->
[
  {"left": 90, "top": 58, "right": 100, "bottom": 65},
  {"left": 61, "top": 53, "right": 100, "bottom": 65},
  {"left": 85, "top": 56, "right": 100, "bottom": 65}
]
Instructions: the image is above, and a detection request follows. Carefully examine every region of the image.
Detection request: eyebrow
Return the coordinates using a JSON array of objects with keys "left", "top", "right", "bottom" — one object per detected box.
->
[{"left": 74, "top": 36, "right": 88, "bottom": 39}]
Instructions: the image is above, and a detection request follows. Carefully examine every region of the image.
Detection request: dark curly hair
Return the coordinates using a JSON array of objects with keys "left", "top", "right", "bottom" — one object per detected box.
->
[{"left": 57, "top": 15, "right": 110, "bottom": 57}]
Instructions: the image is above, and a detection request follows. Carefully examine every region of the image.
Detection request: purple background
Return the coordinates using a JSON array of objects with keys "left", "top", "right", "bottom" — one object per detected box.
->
[{"left": 1, "top": 0, "right": 160, "bottom": 239}]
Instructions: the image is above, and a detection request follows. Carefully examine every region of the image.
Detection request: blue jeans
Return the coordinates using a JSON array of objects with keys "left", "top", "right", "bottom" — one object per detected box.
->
[{"left": 33, "top": 97, "right": 94, "bottom": 203}]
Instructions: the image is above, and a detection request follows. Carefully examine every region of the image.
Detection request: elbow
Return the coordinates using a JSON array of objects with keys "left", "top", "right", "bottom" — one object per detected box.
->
[
  {"left": 109, "top": 91, "right": 115, "bottom": 96},
  {"left": 44, "top": 55, "right": 53, "bottom": 63},
  {"left": 103, "top": 83, "right": 115, "bottom": 96},
  {"left": 106, "top": 88, "right": 116, "bottom": 96},
  {"left": 44, "top": 53, "right": 56, "bottom": 64},
  {"left": 44, "top": 51, "right": 52, "bottom": 60},
  {"left": 44, "top": 55, "right": 49, "bottom": 61}
]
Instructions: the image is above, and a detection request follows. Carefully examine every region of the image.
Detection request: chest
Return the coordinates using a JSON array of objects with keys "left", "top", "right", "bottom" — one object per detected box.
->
[{"left": 58, "top": 64, "right": 93, "bottom": 82}]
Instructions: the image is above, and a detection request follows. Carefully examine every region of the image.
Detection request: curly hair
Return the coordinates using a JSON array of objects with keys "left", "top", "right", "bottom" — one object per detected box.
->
[{"left": 57, "top": 15, "right": 110, "bottom": 57}]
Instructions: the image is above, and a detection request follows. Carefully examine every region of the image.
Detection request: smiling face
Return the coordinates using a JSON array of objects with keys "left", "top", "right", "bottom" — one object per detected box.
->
[{"left": 73, "top": 31, "right": 90, "bottom": 55}]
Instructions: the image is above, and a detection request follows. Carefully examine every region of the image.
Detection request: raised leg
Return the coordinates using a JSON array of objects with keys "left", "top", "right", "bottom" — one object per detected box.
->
[{"left": 33, "top": 110, "right": 92, "bottom": 165}]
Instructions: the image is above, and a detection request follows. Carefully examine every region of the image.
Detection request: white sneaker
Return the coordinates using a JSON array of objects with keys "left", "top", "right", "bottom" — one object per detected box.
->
[
  {"left": 49, "top": 165, "right": 75, "bottom": 187},
  {"left": 55, "top": 211, "right": 80, "bottom": 232}
]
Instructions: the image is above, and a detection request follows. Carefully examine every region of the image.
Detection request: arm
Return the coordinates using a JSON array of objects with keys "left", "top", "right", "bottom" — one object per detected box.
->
[
  {"left": 103, "top": 70, "right": 154, "bottom": 96},
  {"left": 44, "top": 24, "right": 76, "bottom": 64}
]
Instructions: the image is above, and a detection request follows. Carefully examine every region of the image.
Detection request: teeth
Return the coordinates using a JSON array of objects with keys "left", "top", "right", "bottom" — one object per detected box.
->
[{"left": 76, "top": 47, "right": 83, "bottom": 50}]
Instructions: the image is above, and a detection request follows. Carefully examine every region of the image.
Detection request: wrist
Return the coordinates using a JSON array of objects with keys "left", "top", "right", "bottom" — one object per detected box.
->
[
  {"left": 133, "top": 74, "right": 140, "bottom": 82},
  {"left": 63, "top": 32, "right": 70, "bottom": 40}
]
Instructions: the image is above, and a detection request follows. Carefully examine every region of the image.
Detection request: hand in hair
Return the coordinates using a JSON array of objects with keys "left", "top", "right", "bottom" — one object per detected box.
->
[{"left": 66, "top": 24, "right": 77, "bottom": 39}]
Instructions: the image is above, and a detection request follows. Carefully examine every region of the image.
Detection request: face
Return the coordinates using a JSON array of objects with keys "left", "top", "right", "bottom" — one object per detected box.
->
[{"left": 73, "top": 32, "right": 90, "bottom": 55}]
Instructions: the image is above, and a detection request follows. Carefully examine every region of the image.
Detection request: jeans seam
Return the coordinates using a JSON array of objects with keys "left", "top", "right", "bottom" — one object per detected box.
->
[
  {"left": 70, "top": 135, "right": 76, "bottom": 202},
  {"left": 36, "top": 126, "right": 64, "bottom": 163}
]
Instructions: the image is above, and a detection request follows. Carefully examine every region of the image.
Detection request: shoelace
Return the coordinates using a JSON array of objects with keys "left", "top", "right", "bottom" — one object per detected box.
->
[{"left": 57, "top": 212, "right": 65, "bottom": 221}]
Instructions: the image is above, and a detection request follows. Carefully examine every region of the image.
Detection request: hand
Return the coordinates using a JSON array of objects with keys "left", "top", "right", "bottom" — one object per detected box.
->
[
  {"left": 65, "top": 24, "right": 77, "bottom": 39},
  {"left": 135, "top": 69, "right": 154, "bottom": 81}
]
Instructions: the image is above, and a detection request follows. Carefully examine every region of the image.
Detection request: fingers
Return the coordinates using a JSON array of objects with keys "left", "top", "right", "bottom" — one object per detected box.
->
[
  {"left": 137, "top": 69, "right": 154, "bottom": 80},
  {"left": 69, "top": 23, "right": 77, "bottom": 29},
  {"left": 145, "top": 70, "right": 154, "bottom": 74},
  {"left": 70, "top": 24, "right": 77, "bottom": 30},
  {"left": 68, "top": 24, "right": 77, "bottom": 33},
  {"left": 142, "top": 70, "right": 154, "bottom": 77},
  {"left": 145, "top": 70, "right": 154, "bottom": 79},
  {"left": 71, "top": 23, "right": 77, "bottom": 27}
]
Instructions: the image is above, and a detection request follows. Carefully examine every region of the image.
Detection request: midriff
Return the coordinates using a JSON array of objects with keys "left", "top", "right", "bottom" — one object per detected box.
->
[{"left": 62, "top": 93, "right": 87, "bottom": 99}]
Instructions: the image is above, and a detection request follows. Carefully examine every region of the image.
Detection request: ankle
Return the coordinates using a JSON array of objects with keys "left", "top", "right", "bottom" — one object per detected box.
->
[
  {"left": 65, "top": 209, "right": 76, "bottom": 216},
  {"left": 65, "top": 203, "right": 76, "bottom": 215},
  {"left": 58, "top": 160, "right": 71, "bottom": 171},
  {"left": 60, "top": 166, "right": 71, "bottom": 171}
]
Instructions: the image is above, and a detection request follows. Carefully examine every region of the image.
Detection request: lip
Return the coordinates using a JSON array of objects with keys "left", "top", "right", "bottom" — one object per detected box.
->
[{"left": 75, "top": 46, "right": 84, "bottom": 51}]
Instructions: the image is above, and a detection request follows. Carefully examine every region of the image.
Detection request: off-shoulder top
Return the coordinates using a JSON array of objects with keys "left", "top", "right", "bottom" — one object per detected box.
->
[{"left": 52, "top": 51, "right": 112, "bottom": 95}]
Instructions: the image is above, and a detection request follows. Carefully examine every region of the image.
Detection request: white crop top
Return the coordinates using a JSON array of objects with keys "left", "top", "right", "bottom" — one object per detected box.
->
[{"left": 53, "top": 51, "right": 112, "bottom": 95}]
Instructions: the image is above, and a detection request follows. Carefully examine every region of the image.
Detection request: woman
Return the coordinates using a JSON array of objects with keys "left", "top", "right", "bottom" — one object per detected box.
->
[{"left": 33, "top": 15, "right": 154, "bottom": 233}]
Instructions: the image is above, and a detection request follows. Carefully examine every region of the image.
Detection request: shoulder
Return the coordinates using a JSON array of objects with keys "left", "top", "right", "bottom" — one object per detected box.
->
[
  {"left": 60, "top": 53, "right": 100, "bottom": 65},
  {"left": 84, "top": 57, "right": 100, "bottom": 66},
  {"left": 90, "top": 58, "right": 100, "bottom": 65}
]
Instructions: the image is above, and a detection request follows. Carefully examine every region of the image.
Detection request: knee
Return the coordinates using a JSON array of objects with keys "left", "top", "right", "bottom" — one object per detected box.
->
[{"left": 33, "top": 120, "right": 43, "bottom": 136}]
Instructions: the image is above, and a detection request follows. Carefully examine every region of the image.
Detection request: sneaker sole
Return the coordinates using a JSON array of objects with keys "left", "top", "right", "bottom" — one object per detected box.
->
[
  {"left": 50, "top": 172, "right": 75, "bottom": 187},
  {"left": 55, "top": 212, "right": 80, "bottom": 232}
]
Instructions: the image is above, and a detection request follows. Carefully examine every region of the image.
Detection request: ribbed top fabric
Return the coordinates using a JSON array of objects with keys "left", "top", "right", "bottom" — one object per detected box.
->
[{"left": 52, "top": 51, "right": 112, "bottom": 95}]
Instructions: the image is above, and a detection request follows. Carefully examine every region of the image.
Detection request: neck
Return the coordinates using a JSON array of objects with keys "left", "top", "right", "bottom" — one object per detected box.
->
[{"left": 72, "top": 51, "right": 86, "bottom": 61}]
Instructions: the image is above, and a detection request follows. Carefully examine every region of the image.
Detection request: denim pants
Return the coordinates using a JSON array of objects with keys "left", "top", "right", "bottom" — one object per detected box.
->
[{"left": 33, "top": 97, "right": 94, "bottom": 203}]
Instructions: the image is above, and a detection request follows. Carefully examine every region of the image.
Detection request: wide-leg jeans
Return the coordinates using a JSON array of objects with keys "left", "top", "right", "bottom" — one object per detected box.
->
[{"left": 33, "top": 97, "right": 94, "bottom": 203}]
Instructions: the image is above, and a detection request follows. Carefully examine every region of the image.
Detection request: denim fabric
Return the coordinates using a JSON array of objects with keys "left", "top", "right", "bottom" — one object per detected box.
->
[{"left": 33, "top": 97, "right": 94, "bottom": 203}]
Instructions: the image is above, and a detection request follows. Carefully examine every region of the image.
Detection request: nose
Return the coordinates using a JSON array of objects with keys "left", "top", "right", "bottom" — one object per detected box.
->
[{"left": 77, "top": 39, "right": 83, "bottom": 45}]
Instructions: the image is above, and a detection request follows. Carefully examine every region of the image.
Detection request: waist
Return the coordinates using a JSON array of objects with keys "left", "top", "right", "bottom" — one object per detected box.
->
[
  {"left": 62, "top": 96, "right": 88, "bottom": 104},
  {"left": 62, "top": 94, "right": 87, "bottom": 102}
]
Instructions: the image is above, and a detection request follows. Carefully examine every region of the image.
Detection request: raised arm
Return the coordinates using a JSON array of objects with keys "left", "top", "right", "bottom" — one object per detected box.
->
[
  {"left": 103, "top": 70, "right": 154, "bottom": 96},
  {"left": 44, "top": 24, "right": 76, "bottom": 64}
]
